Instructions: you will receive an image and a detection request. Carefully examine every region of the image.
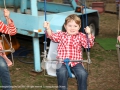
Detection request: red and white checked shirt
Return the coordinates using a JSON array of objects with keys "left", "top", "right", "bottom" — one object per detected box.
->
[{"left": 47, "top": 31, "right": 95, "bottom": 67}]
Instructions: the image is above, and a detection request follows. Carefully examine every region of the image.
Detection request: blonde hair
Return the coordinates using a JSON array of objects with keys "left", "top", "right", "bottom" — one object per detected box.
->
[{"left": 64, "top": 14, "right": 81, "bottom": 27}]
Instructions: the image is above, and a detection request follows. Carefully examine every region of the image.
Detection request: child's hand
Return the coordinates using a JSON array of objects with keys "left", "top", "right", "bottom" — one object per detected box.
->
[
  {"left": 117, "top": 36, "right": 120, "bottom": 42},
  {"left": 84, "top": 26, "right": 91, "bottom": 34},
  {"left": 4, "top": 9, "right": 10, "bottom": 18},
  {"left": 43, "top": 21, "right": 50, "bottom": 30},
  {"left": 43, "top": 21, "right": 51, "bottom": 36}
]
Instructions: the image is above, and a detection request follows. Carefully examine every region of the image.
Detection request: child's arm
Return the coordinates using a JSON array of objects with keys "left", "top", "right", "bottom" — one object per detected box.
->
[
  {"left": 0, "top": 9, "right": 17, "bottom": 35},
  {"left": 4, "top": 9, "right": 11, "bottom": 24},
  {"left": 43, "top": 21, "right": 52, "bottom": 36},
  {"left": 80, "top": 26, "right": 95, "bottom": 48},
  {"left": 43, "top": 21, "right": 62, "bottom": 42}
]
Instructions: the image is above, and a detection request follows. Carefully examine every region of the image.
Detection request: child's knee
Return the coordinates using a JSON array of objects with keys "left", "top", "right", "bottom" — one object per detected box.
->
[
  {"left": 81, "top": 70, "right": 88, "bottom": 77},
  {"left": 77, "top": 69, "right": 88, "bottom": 78}
]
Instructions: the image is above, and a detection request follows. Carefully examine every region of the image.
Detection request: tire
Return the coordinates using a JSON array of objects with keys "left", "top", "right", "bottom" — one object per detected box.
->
[
  {"left": 88, "top": 17, "right": 99, "bottom": 36},
  {"left": 79, "top": 14, "right": 99, "bottom": 36},
  {"left": 88, "top": 21, "right": 96, "bottom": 36}
]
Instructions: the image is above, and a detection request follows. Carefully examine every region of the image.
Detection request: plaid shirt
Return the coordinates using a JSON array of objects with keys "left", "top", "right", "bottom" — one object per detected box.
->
[{"left": 47, "top": 31, "right": 95, "bottom": 67}]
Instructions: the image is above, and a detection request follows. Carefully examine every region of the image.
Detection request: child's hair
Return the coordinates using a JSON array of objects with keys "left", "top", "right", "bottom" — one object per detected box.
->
[{"left": 62, "top": 14, "right": 81, "bottom": 32}]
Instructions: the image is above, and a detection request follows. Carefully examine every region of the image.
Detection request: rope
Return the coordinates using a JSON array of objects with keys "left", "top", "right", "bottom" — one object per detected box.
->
[
  {"left": 117, "top": 1, "right": 120, "bottom": 43},
  {"left": 3, "top": 0, "right": 14, "bottom": 65},
  {"left": 43, "top": 1, "right": 48, "bottom": 85},
  {"left": 78, "top": 0, "right": 90, "bottom": 52},
  {"left": 84, "top": 0, "right": 90, "bottom": 52},
  {"left": 3, "top": 0, "right": 6, "bottom": 9},
  {"left": 43, "top": 0, "right": 47, "bottom": 59},
  {"left": 117, "top": 18, "right": 119, "bottom": 43}
]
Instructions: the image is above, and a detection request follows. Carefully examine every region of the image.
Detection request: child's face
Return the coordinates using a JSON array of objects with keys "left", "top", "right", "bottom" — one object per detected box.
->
[{"left": 64, "top": 20, "right": 80, "bottom": 35}]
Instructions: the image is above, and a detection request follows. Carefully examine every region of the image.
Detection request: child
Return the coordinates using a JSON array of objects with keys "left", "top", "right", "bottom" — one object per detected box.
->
[
  {"left": 0, "top": 9, "right": 17, "bottom": 90},
  {"left": 43, "top": 14, "right": 95, "bottom": 90}
]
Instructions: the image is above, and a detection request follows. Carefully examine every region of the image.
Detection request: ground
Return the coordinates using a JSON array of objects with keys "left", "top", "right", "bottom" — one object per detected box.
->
[{"left": 1, "top": 1, "right": 120, "bottom": 90}]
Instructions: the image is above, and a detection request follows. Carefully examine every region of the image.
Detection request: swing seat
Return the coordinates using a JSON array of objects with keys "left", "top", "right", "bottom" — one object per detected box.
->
[{"left": 45, "top": 41, "right": 75, "bottom": 77}]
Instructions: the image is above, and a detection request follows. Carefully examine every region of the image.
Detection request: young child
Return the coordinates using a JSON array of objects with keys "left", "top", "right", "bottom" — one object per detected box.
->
[
  {"left": 0, "top": 9, "right": 17, "bottom": 90},
  {"left": 43, "top": 14, "right": 95, "bottom": 90}
]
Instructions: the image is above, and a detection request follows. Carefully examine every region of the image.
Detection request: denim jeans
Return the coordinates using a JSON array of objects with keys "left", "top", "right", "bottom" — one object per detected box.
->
[
  {"left": 56, "top": 63, "right": 88, "bottom": 90},
  {"left": 0, "top": 56, "right": 12, "bottom": 90}
]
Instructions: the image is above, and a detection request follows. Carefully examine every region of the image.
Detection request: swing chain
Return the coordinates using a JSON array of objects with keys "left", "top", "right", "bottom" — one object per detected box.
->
[
  {"left": 87, "top": 52, "right": 92, "bottom": 64},
  {"left": 41, "top": 41, "right": 50, "bottom": 61}
]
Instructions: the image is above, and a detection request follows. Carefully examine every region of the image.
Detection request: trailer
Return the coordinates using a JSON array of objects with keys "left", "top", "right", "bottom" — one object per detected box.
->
[{"left": 0, "top": 0, "right": 99, "bottom": 72}]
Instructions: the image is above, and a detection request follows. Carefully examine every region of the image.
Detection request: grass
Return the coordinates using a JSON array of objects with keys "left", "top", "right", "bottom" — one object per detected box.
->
[{"left": 2, "top": 1, "right": 120, "bottom": 90}]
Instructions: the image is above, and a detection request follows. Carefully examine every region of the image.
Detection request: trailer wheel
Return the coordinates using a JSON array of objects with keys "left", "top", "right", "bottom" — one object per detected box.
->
[
  {"left": 89, "top": 23, "right": 95, "bottom": 36},
  {"left": 88, "top": 20, "right": 97, "bottom": 36}
]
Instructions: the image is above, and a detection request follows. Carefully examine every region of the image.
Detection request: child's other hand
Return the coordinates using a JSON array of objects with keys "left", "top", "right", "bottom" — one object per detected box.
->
[
  {"left": 43, "top": 21, "right": 50, "bottom": 30},
  {"left": 84, "top": 26, "right": 91, "bottom": 34},
  {"left": 117, "top": 36, "right": 120, "bottom": 42},
  {"left": 4, "top": 9, "right": 10, "bottom": 18}
]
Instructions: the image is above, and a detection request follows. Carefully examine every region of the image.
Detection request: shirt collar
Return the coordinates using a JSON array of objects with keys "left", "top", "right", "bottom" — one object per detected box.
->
[{"left": 64, "top": 32, "right": 79, "bottom": 36}]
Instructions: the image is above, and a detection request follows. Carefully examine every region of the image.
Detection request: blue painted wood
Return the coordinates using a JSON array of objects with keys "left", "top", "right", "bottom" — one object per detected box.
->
[
  {"left": 70, "top": 0, "right": 77, "bottom": 9},
  {"left": 37, "top": 2, "right": 74, "bottom": 12},
  {"left": 0, "top": 0, "right": 14, "bottom": 7},
  {"left": 0, "top": 0, "right": 76, "bottom": 13},
  {"left": 14, "top": 0, "right": 20, "bottom": 9},
  {"left": 0, "top": 0, "right": 21, "bottom": 8},
  {"left": 0, "top": 9, "right": 98, "bottom": 36},
  {"left": 31, "top": 0, "right": 42, "bottom": 72},
  {"left": 21, "top": 0, "right": 27, "bottom": 13},
  {"left": 0, "top": 0, "right": 98, "bottom": 14},
  {"left": 0, "top": 11, "right": 40, "bottom": 32}
]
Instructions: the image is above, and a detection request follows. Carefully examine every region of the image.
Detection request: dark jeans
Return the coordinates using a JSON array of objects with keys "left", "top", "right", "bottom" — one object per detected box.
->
[
  {"left": 56, "top": 63, "right": 88, "bottom": 90},
  {"left": 0, "top": 56, "right": 12, "bottom": 90}
]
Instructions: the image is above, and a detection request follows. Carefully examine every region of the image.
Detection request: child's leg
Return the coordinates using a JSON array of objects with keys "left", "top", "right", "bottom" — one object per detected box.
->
[
  {"left": 71, "top": 63, "right": 88, "bottom": 90},
  {"left": 0, "top": 56, "right": 12, "bottom": 90},
  {"left": 56, "top": 63, "right": 69, "bottom": 90}
]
